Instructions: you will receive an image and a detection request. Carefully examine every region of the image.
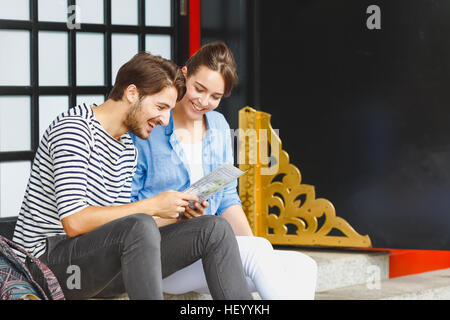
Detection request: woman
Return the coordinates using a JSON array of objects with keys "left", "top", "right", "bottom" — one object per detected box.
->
[{"left": 131, "top": 41, "right": 318, "bottom": 299}]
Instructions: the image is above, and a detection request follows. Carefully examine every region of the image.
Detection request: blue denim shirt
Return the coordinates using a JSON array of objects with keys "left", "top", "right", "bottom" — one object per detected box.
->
[{"left": 130, "top": 110, "right": 241, "bottom": 216}]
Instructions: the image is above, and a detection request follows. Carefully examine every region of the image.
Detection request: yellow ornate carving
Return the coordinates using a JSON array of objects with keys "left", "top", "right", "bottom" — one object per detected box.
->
[{"left": 238, "top": 106, "right": 371, "bottom": 248}]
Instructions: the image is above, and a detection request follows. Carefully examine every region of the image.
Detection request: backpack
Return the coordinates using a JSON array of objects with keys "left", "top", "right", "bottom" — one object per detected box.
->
[{"left": 0, "top": 235, "right": 65, "bottom": 300}]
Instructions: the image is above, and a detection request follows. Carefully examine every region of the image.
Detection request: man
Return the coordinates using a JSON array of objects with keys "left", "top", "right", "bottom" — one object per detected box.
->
[{"left": 12, "top": 52, "right": 252, "bottom": 300}]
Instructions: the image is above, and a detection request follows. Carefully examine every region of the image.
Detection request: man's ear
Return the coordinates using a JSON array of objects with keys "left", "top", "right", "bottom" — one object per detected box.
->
[{"left": 124, "top": 84, "right": 139, "bottom": 105}]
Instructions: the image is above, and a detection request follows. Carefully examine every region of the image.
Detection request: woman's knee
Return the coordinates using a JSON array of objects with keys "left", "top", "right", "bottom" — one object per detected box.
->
[
  {"left": 277, "top": 250, "right": 318, "bottom": 275},
  {"left": 237, "top": 236, "right": 273, "bottom": 257},
  {"left": 250, "top": 237, "right": 273, "bottom": 253},
  {"left": 299, "top": 253, "right": 318, "bottom": 274}
]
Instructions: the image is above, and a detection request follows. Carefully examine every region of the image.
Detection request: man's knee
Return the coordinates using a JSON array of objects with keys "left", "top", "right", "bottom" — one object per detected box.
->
[
  {"left": 122, "top": 213, "right": 160, "bottom": 244},
  {"left": 199, "top": 215, "right": 235, "bottom": 242}
]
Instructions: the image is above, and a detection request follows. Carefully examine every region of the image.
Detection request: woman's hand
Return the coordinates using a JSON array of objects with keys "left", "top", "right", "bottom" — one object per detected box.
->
[{"left": 182, "top": 200, "right": 209, "bottom": 219}]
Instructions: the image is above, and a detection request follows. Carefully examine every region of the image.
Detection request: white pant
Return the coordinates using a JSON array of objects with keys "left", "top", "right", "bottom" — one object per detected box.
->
[{"left": 162, "top": 236, "right": 318, "bottom": 300}]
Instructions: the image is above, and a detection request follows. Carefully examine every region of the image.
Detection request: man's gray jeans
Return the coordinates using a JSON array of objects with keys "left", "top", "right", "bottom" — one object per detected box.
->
[{"left": 26, "top": 214, "right": 253, "bottom": 300}]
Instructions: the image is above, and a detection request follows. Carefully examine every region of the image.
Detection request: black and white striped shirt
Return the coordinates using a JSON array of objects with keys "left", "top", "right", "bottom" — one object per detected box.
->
[{"left": 12, "top": 103, "right": 137, "bottom": 260}]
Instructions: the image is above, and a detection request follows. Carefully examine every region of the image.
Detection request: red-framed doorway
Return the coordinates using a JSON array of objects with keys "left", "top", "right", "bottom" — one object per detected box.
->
[{"left": 189, "top": 0, "right": 201, "bottom": 56}]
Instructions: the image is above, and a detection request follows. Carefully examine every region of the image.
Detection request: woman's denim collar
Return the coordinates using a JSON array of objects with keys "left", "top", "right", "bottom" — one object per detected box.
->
[{"left": 164, "top": 110, "right": 212, "bottom": 136}]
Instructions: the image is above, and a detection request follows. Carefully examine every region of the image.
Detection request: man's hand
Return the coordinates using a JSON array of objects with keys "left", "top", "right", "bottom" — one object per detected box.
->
[
  {"left": 142, "top": 190, "right": 199, "bottom": 219},
  {"left": 182, "top": 200, "right": 209, "bottom": 219}
]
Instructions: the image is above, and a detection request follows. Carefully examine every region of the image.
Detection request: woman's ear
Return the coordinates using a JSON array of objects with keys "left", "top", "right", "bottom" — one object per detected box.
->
[{"left": 181, "top": 66, "right": 188, "bottom": 78}]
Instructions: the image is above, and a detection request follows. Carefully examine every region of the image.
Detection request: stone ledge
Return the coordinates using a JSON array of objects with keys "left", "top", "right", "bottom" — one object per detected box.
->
[
  {"left": 96, "top": 292, "right": 262, "bottom": 300},
  {"left": 163, "top": 292, "right": 262, "bottom": 300},
  {"left": 275, "top": 247, "right": 390, "bottom": 292},
  {"left": 315, "top": 267, "right": 450, "bottom": 300}
]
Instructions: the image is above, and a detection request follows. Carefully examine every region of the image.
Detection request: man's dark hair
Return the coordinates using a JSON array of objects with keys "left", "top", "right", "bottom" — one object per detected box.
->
[{"left": 108, "top": 52, "right": 186, "bottom": 101}]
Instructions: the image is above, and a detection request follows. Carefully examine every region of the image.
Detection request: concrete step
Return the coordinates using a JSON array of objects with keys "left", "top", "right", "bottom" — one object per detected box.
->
[
  {"left": 281, "top": 247, "right": 390, "bottom": 292},
  {"left": 163, "top": 292, "right": 261, "bottom": 300},
  {"left": 315, "top": 267, "right": 450, "bottom": 300},
  {"left": 162, "top": 247, "right": 390, "bottom": 300}
]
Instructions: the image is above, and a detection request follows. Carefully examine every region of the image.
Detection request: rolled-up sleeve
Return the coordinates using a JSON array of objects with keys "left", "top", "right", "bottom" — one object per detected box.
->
[{"left": 216, "top": 180, "right": 242, "bottom": 215}]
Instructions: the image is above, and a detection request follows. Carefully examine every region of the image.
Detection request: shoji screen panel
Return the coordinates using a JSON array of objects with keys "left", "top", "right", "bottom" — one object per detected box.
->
[{"left": 0, "top": 0, "right": 182, "bottom": 217}]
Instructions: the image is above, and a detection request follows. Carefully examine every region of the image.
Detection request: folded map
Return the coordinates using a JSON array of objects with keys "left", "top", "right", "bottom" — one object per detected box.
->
[{"left": 183, "top": 163, "right": 246, "bottom": 210}]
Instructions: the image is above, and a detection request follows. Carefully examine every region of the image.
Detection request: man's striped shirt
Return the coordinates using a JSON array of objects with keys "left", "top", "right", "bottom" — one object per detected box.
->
[{"left": 12, "top": 103, "right": 137, "bottom": 260}]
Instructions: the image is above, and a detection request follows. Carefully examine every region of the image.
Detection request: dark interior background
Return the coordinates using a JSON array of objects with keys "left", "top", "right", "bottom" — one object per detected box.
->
[{"left": 202, "top": 0, "right": 450, "bottom": 250}]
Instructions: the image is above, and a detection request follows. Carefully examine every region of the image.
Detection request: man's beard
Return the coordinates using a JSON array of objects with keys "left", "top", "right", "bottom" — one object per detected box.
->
[{"left": 124, "top": 99, "right": 147, "bottom": 139}]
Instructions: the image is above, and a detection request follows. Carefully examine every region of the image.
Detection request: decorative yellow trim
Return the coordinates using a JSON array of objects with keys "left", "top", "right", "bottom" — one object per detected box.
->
[{"left": 238, "top": 106, "right": 371, "bottom": 248}]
